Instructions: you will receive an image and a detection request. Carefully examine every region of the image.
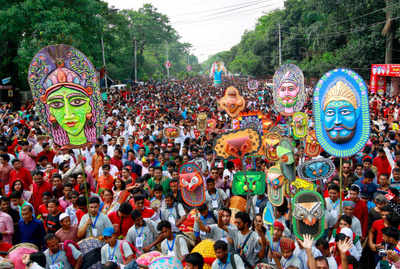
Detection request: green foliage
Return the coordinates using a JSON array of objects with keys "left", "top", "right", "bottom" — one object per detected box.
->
[
  {"left": 203, "top": 0, "right": 400, "bottom": 80},
  {"left": 0, "top": 1, "right": 198, "bottom": 89}
]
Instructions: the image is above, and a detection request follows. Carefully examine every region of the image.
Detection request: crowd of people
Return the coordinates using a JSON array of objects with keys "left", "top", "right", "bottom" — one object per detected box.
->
[{"left": 0, "top": 77, "right": 400, "bottom": 269}]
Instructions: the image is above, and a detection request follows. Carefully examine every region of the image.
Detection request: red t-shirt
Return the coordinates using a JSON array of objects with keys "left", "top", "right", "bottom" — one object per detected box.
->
[
  {"left": 108, "top": 211, "right": 134, "bottom": 237},
  {"left": 372, "top": 219, "right": 386, "bottom": 245},
  {"left": 9, "top": 168, "right": 33, "bottom": 190},
  {"left": 32, "top": 181, "right": 52, "bottom": 212}
]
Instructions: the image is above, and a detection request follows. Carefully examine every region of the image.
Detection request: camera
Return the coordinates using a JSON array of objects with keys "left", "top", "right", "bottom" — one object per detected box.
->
[{"left": 378, "top": 249, "right": 387, "bottom": 257}]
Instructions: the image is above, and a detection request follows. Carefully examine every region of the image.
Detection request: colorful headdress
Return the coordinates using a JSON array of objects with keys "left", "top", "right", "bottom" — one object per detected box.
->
[
  {"left": 297, "top": 158, "right": 335, "bottom": 181},
  {"left": 237, "top": 112, "right": 266, "bottom": 136},
  {"left": 273, "top": 64, "right": 305, "bottom": 116},
  {"left": 291, "top": 112, "right": 308, "bottom": 139},
  {"left": 292, "top": 190, "right": 325, "bottom": 241},
  {"left": 313, "top": 68, "right": 370, "bottom": 157},
  {"left": 266, "top": 165, "right": 286, "bottom": 207},
  {"left": 213, "top": 128, "right": 261, "bottom": 159},
  {"left": 28, "top": 44, "right": 104, "bottom": 148},
  {"left": 179, "top": 163, "right": 206, "bottom": 207},
  {"left": 218, "top": 86, "right": 245, "bottom": 119},
  {"left": 232, "top": 171, "right": 266, "bottom": 196}
]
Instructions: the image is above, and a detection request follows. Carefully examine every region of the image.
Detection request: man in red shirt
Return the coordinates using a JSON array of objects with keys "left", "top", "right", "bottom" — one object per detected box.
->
[
  {"left": 349, "top": 184, "right": 369, "bottom": 239},
  {"left": 36, "top": 143, "right": 55, "bottom": 163},
  {"left": 110, "top": 149, "right": 123, "bottom": 171},
  {"left": 373, "top": 148, "right": 392, "bottom": 178},
  {"left": 9, "top": 159, "right": 32, "bottom": 190},
  {"left": 108, "top": 202, "right": 134, "bottom": 237},
  {"left": 32, "top": 171, "right": 52, "bottom": 212},
  {"left": 129, "top": 194, "right": 155, "bottom": 219}
]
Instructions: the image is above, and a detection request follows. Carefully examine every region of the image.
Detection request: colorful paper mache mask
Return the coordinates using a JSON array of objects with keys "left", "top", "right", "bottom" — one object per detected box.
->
[
  {"left": 238, "top": 112, "right": 265, "bottom": 136},
  {"left": 292, "top": 190, "right": 325, "bottom": 241},
  {"left": 297, "top": 158, "right": 335, "bottom": 181},
  {"left": 232, "top": 171, "right": 266, "bottom": 196},
  {"left": 263, "top": 132, "right": 281, "bottom": 161},
  {"left": 291, "top": 112, "right": 308, "bottom": 139},
  {"left": 305, "top": 130, "right": 322, "bottom": 157},
  {"left": 266, "top": 165, "right": 286, "bottom": 207},
  {"left": 163, "top": 126, "right": 180, "bottom": 139},
  {"left": 213, "top": 128, "right": 260, "bottom": 159},
  {"left": 197, "top": 113, "right": 208, "bottom": 132},
  {"left": 290, "top": 178, "right": 316, "bottom": 194},
  {"left": 313, "top": 68, "right": 370, "bottom": 157},
  {"left": 28, "top": 44, "right": 104, "bottom": 148},
  {"left": 273, "top": 64, "right": 305, "bottom": 116},
  {"left": 218, "top": 86, "right": 245, "bottom": 118},
  {"left": 179, "top": 163, "right": 206, "bottom": 207}
]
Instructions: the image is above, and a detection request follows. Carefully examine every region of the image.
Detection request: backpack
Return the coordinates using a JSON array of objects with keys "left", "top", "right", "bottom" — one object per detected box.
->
[
  {"left": 119, "top": 240, "right": 141, "bottom": 264},
  {"left": 63, "top": 240, "right": 81, "bottom": 267}
]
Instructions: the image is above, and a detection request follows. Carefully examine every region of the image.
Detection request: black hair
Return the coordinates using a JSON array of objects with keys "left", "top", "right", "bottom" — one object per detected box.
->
[
  {"left": 327, "top": 183, "right": 340, "bottom": 192},
  {"left": 339, "top": 214, "right": 352, "bottom": 226},
  {"left": 77, "top": 195, "right": 87, "bottom": 206},
  {"left": 48, "top": 198, "right": 59, "bottom": 206},
  {"left": 157, "top": 220, "right": 172, "bottom": 231},
  {"left": 206, "top": 178, "right": 215, "bottom": 184},
  {"left": 118, "top": 202, "right": 132, "bottom": 215},
  {"left": 213, "top": 240, "right": 228, "bottom": 251},
  {"left": 89, "top": 196, "right": 100, "bottom": 205},
  {"left": 314, "top": 256, "right": 329, "bottom": 267},
  {"left": 29, "top": 252, "right": 47, "bottom": 268},
  {"left": 113, "top": 178, "right": 126, "bottom": 190},
  {"left": 44, "top": 233, "right": 57, "bottom": 243},
  {"left": 220, "top": 207, "right": 231, "bottom": 216},
  {"left": 102, "top": 261, "right": 119, "bottom": 269},
  {"left": 0, "top": 154, "right": 10, "bottom": 162},
  {"left": 153, "top": 184, "right": 163, "bottom": 192},
  {"left": 133, "top": 194, "right": 145, "bottom": 202},
  {"left": 235, "top": 211, "right": 251, "bottom": 226},
  {"left": 198, "top": 203, "right": 209, "bottom": 213},
  {"left": 315, "top": 238, "right": 329, "bottom": 250},
  {"left": 131, "top": 209, "right": 142, "bottom": 221},
  {"left": 185, "top": 252, "right": 204, "bottom": 268},
  {"left": 364, "top": 169, "right": 375, "bottom": 179},
  {"left": 9, "top": 191, "right": 22, "bottom": 200},
  {"left": 32, "top": 170, "right": 44, "bottom": 177},
  {"left": 382, "top": 226, "right": 400, "bottom": 241}
]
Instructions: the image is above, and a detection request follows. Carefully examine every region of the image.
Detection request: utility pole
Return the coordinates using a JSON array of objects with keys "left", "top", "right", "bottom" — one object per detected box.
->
[
  {"left": 383, "top": 0, "right": 393, "bottom": 64},
  {"left": 278, "top": 23, "right": 282, "bottom": 66},
  {"left": 134, "top": 38, "right": 137, "bottom": 82},
  {"left": 101, "top": 35, "right": 107, "bottom": 89}
]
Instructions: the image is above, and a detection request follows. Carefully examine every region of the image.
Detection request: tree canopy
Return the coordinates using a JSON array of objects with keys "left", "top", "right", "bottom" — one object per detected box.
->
[
  {"left": 0, "top": 1, "right": 200, "bottom": 89},
  {"left": 203, "top": 0, "right": 400, "bottom": 81}
]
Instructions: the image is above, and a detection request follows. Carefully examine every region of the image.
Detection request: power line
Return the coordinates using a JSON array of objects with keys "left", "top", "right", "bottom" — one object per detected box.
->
[{"left": 174, "top": 1, "right": 278, "bottom": 25}]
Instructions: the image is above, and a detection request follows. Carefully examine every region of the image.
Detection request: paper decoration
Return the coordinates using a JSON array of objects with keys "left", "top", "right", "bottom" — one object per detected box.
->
[
  {"left": 291, "top": 112, "right": 308, "bottom": 139},
  {"left": 297, "top": 158, "right": 335, "bottom": 181},
  {"left": 232, "top": 171, "right": 266, "bottom": 196},
  {"left": 313, "top": 68, "right": 370, "bottom": 157},
  {"left": 305, "top": 130, "right": 322, "bottom": 157},
  {"left": 266, "top": 165, "right": 286, "bottom": 207},
  {"left": 197, "top": 113, "right": 207, "bottom": 133},
  {"left": 179, "top": 163, "right": 206, "bottom": 207},
  {"left": 163, "top": 126, "right": 180, "bottom": 139},
  {"left": 28, "top": 44, "right": 104, "bottom": 148},
  {"left": 292, "top": 190, "right": 325, "bottom": 241},
  {"left": 218, "top": 86, "right": 245, "bottom": 119},
  {"left": 210, "top": 61, "right": 227, "bottom": 87},
  {"left": 273, "top": 64, "right": 305, "bottom": 116},
  {"left": 263, "top": 132, "right": 281, "bottom": 161},
  {"left": 213, "top": 128, "right": 261, "bottom": 159}
]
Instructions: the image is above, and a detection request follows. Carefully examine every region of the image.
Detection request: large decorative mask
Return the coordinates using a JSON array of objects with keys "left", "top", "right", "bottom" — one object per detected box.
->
[
  {"left": 290, "top": 178, "right": 316, "bottom": 194},
  {"left": 313, "top": 68, "right": 370, "bottom": 157},
  {"left": 263, "top": 132, "right": 281, "bottom": 161},
  {"left": 237, "top": 112, "right": 265, "bottom": 135},
  {"left": 213, "top": 128, "right": 260, "bottom": 159},
  {"left": 291, "top": 112, "right": 308, "bottom": 139},
  {"left": 305, "top": 130, "right": 322, "bottom": 157},
  {"left": 28, "top": 44, "right": 104, "bottom": 148},
  {"left": 197, "top": 113, "right": 207, "bottom": 132},
  {"left": 277, "top": 139, "right": 295, "bottom": 182},
  {"left": 292, "top": 191, "right": 325, "bottom": 241},
  {"left": 232, "top": 171, "right": 266, "bottom": 196},
  {"left": 297, "top": 158, "right": 335, "bottom": 181},
  {"left": 266, "top": 165, "right": 286, "bottom": 207},
  {"left": 210, "top": 61, "right": 227, "bottom": 87},
  {"left": 273, "top": 64, "right": 305, "bottom": 116},
  {"left": 163, "top": 127, "right": 180, "bottom": 139},
  {"left": 218, "top": 86, "right": 245, "bottom": 118},
  {"left": 179, "top": 163, "right": 206, "bottom": 207}
]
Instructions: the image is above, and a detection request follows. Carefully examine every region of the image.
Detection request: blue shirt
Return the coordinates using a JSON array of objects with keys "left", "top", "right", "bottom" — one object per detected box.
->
[
  {"left": 354, "top": 178, "right": 378, "bottom": 198},
  {"left": 18, "top": 218, "right": 45, "bottom": 249}
]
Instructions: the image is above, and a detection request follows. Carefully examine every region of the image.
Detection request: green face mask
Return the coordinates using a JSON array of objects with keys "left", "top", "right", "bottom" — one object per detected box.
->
[
  {"left": 232, "top": 171, "right": 266, "bottom": 196},
  {"left": 47, "top": 86, "right": 91, "bottom": 145}
]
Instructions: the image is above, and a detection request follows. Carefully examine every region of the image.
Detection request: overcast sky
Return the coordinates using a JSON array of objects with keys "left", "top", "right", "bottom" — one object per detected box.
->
[{"left": 105, "top": 0, "right": 284, "bottom": 62}]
